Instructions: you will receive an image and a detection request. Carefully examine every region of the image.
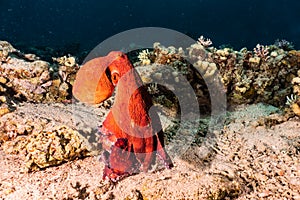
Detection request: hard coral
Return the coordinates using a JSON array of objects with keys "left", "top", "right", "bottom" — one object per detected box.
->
[
  {"left": 150, "top": 42, "right": 212, "bottom": 113},
  {"left": 52, "top": 55, "right": 76, "bottom": 67},
  {"left": 0, "top": 42, "right": 80, "bottom": 103},
  {"left": 0, "top": 50, "right": 11, "bottom": 63},
  {"left": 197, "top": 35, "right": 213, "bottom": 48},
  {"left": 25, "top": 125, "right": 91, "bottom": 171},
  {"left": 0, "top": 41, "right": 17, "bottom": 64},
  {"left": 0, "top": 102, "right": 97, "bottom": 171},
  {"left": 149, "top": 39, "right": 299, "bottom": 108},
  {"left": 253, "top": 44, "right": 269, "bottom": 61},
  {"left": 137, "top": 49, "right": 151, "bottom": 65},
  {"left": 274, "top": 39, "right": 294, "bottom": 51}
]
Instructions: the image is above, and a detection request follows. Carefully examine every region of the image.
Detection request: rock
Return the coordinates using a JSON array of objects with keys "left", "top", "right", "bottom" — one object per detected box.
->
[{"left": 25, "top": 125, "right": 92, "bottom": 171}]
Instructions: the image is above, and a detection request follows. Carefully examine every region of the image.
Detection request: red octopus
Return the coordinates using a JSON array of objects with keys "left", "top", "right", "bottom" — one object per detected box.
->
[{"left": 72, "top": 51, "right": 173, "bottom": 181}]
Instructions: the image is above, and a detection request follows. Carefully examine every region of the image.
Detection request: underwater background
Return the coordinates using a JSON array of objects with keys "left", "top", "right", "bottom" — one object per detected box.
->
[
  {"left": 1, "top": 0, "right": 300, "bottom": 56},
  {"left": 1, "top": 1, "right": 300, "bottom": 199}
]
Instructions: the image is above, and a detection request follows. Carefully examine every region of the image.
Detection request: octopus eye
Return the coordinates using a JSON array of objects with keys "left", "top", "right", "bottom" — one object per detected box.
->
[
  {"left": 112, "top": 73, "right": 118, "bottom": 82},
  {"left": 110, "top": 70, "right": 120, "bottom": 86}
]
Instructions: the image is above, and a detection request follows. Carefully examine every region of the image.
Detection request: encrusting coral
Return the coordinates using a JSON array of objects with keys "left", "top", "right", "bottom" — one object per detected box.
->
[
  {"left": 25, "top": 125, "right": 91, "bottom": 171},
  {"left": 0, "top": 41, "right": 17, "bottom": 64},
  {"left": 0, "top": 102, "right": 99, "bottom": 171}
]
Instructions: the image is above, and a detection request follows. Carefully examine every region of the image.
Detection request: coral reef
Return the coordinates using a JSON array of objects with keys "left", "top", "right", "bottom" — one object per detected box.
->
[
  {"left": 0, "top": 40, "right": 299, "bottom": 199},
  {"left": 0, "top": 41, "right": 79, "bottom": 109},
  {"left": 136, "top": 42, "right": 211, "bottom": 114},
  {"left": 2, "top": 39, "right": 299, "bottom": 112},
  {"left": 141, "top": 39, "right": 300, "bottom": 111},
  {"left": 1, "top": 39, "right": 299, "bottom": 171}
]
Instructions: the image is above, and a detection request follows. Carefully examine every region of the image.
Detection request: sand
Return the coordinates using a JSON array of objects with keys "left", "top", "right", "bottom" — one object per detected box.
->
[{"left": 0, "top": 102, "right": 299, "bottom": 199}]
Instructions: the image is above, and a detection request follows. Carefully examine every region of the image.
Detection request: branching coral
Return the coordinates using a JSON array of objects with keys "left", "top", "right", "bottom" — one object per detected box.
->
[
  {"left": 147, "top": 83, "right": 159, "bottom": 95},
  {"left": 274, "top": 39, "right": 294, "bottom": 51},
  {"left": 137, "top": 49, "right": 151, "bottom": 65},
  {"left": 285, "top": 94, "right": 300, "bottom": 116},
  {"left": 52, "top": 55, "right": 76, "bottom": 67},
  {"left": 286, "top": 94, "right": 298, "bottom": 106},
  {"left": 253, "top": 44, "right": 270, "bottom": 61},
  {"left": 197, "top": 35, "right": 213, "bottom": 48}
]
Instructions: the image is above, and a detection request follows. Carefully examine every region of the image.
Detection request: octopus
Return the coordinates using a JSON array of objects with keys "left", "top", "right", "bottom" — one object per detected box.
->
[{"left": 72, "top": 51, "right": 173, "bottom": 181}]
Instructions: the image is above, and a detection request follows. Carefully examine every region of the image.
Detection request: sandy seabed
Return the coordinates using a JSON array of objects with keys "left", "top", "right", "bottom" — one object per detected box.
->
[{"left": 0, "top": 102, "right": 299, "bottom": 200}]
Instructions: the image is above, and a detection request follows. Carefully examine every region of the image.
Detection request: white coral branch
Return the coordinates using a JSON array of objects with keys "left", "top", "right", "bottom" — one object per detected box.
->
[
  {"left": 286, "top": 94, "right": 298, "bottom": 106},
  {"left": 254, "top": 44, "right": 269, "bottom": 60},
  {"left": 197, "top": 35, "right": 212, "bottom": 47}
]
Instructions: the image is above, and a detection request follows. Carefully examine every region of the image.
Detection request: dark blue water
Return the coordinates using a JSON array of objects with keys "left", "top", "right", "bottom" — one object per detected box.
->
[{"left": 1, "top": 0, "right": 299, "bottom": 53}]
